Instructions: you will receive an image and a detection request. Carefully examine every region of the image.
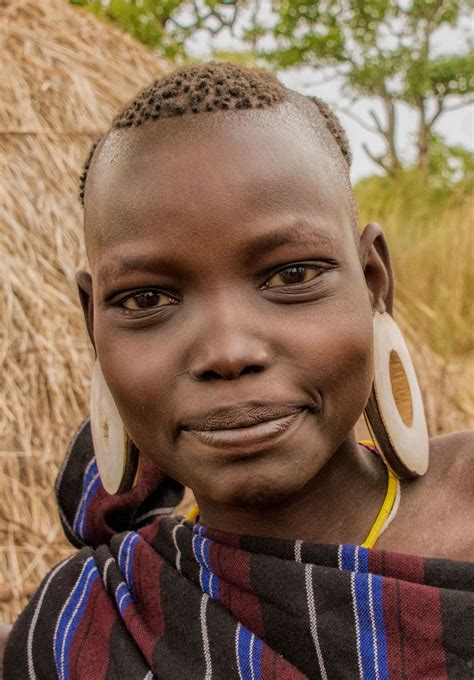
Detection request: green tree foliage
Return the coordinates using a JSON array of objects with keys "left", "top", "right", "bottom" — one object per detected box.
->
[
  {"left": 70, "top": 0, "right": 473, "bottom": 181},
  {"left": 70, "top": 0, "right": 239, "bottom": 59},
  {"left": 250, "top": 0, "right": 473, "bottom": 178}
]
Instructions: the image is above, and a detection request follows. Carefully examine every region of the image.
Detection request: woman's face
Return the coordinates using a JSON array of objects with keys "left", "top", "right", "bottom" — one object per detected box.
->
[{"left": 80, "top": 105, "right": 381, "bottom": 509}]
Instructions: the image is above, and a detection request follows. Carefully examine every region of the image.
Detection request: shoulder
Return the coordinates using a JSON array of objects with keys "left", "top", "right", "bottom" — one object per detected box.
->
[
  {"left": 4, "top": 549, "right": 94, "bottom": 680},
  {"left": 429, "top": 429, "right": 473, "bottom": 456},
  {"left": 380, "top": 430, "right": 473, "bottom": 561},
  {"left": 425, "top": 431, "right": 474, "bottom": 560},
  {"left": 420, "top": 431, "right": 473, "bottom": 559},
  {"left": 428, "top": 430, "right": 473, "bottom": 495}
]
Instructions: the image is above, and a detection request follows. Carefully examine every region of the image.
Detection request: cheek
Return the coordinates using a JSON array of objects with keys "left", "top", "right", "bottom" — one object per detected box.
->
[
  {"left": 290, "top": 302, "right": 374, "bottom": 412},
  {"left": 93, "top": 326, "right": 179, "bottom": 443}
]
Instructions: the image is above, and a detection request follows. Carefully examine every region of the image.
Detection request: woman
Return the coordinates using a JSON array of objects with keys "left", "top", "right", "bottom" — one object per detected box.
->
[{"left": 4, "top": 63, "right": 473, "bottom": 679}]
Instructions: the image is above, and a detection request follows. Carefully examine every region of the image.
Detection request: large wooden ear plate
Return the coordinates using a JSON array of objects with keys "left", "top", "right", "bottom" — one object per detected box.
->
[
  {"left": 364, "top": 312, "right": 429, "bottom": 479},
  {"left": 90, "top": 361, "right": 139, "bottom": 495}
]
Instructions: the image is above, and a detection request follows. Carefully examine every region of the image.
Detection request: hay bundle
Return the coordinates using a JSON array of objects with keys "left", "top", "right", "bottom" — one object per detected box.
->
[
  {"left": 0, "top": 0, "right": 166, "bottom": 622},
  {"left": 1, "top": 0, "right": 472, "bottom": 626}
]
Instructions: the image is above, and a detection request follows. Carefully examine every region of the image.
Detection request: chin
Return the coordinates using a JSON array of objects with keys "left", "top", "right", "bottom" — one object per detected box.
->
[{"left": 204, "top": 468, "right": 311, "bottom": 510}]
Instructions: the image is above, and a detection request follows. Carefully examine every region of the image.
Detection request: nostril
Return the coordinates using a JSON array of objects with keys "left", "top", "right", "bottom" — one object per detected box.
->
[
  {"left": 240, "top": 364, "right": 264, "bottom": 376},
  {"left": 200, "top": 370, "right": 225, "bottom": 381},
  {"left": 199, "top": 364, "right": 265, "bottom": 381}
]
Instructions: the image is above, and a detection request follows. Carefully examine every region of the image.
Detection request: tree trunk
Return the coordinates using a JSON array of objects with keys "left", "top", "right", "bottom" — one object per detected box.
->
[
  {"left": 382, "top": 93, "right": 402, "bottom": 176},
  {"left": 416, "top": 96, "right": 430, "bottom": 180}
]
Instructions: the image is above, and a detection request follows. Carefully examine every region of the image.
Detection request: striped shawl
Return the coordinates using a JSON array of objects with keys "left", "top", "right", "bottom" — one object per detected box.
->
[{"left": 4, "top": 419, "right": 474, "bottom": 679}]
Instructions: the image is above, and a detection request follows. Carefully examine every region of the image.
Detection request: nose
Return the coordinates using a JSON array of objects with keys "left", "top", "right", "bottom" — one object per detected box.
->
[{"left": 187, "top": 298, "right": 272, "bottom": 382}]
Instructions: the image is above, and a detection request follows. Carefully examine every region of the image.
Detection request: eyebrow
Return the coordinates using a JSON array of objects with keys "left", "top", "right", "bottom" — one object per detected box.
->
[
  {"left": 97, "top": 221, "right": 340, "bottom": 287},
  {"left": 98, "top": 255, "right": 181, "bottom": 288},
  {"left": 242, "top": 223, "right": 340, "bottom": 262}
]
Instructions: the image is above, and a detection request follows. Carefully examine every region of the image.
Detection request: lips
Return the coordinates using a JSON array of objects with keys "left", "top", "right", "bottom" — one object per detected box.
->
[
  {"left": 180, "top": 402, "right": 309, "bottom": 452},
  {"left": 181, "top": 402, "right": 306, "bottom": 431}
]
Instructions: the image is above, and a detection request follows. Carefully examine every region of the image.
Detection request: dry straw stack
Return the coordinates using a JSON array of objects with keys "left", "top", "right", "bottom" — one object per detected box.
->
[
  {"left": 0, "top": 0, "right": 166, "bottom": 622},
  {"left": 0, "top": 0, "right": 472, "bottom": 626}
]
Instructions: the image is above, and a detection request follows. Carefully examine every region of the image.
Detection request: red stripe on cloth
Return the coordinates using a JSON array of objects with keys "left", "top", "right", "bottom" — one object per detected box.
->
[
  {"left": 69, "top": 579, "right": 116, "bottom": 680},
  {"left": 398, "top": 581, "right": 449, "bottom": 679},
  {"left": 203, "top": 525, "right": 241, "bottom": 548},
  {"left": 84, "top": 461, "right": 166, "bottom": 548},
  {"left": 211, "top": 542, "right": 265, "bottom": 638},
  {"left": 139, "top": 521, "right": 161, "bottom": 544},
  {"left": 124, "top": 538, "right": 166, "bottom": 663},
  {"left": 368, "top": 548, "right": 383, "bottom": 574},
  {"left": 382, "top": 578, "right": 403, "bottom": 680},
  {"left": 260, "top": 643, "right": 308, "bottom": 679},
  {"left": 370, "top": 549, "right": 425, "bottom": 584}
]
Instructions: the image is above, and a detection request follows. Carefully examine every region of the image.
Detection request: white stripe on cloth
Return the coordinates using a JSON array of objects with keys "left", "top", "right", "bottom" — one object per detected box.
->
[
  {"left": 350, "top": 572, "right": 364, "bottom": 680},
  {"left": 249, "top": 632, "right": 256, "bottom": 680},
  {"left": 368, "top": 574, "right": 380, "bottom": 680},
  {"left": 72, "top": 457, "right": 98, "bottom": 535},
  {"left": 143, "top": 671, "right": 155, "bottom": 679},
  {"left": 172, "top": 522, "right": 185, "bottom": 573},
  {"left": 294, "top": 539, "right": 303, "bottom": 563},
  {"left": 192, "top": 534, "right": 204, "bottom": 591},
  {"left": 55, "top": 557, "right": 97, "bottom": 680},
  {"left": 304, "top": 563, "right": 328, "bottom": 680},
  {"left": 125, "top": 533, "right": 139, "bottom": 590},
  {"left": 337, "top": 544, "right": 343, "bottom": 570},
  {"left": 102, "top": 557, "right": 115, "bottom": 591},
  {"left": 117, "top": 585, "right": 131, "bottom": 612},
  {"left": 117, "top": 532, "right": 129, "bottom": 573},
  {"left": 134, "top": 507, "right": 175, "bottom": 524},
  {"left": 235, "top": 623, "right": 243, "bottom": 680},
  {"left": 200, "top": 594, "right": 212, "bottom": 680},
  {"left": 27, "top": 556, "right": 75, "bottom": 680}
]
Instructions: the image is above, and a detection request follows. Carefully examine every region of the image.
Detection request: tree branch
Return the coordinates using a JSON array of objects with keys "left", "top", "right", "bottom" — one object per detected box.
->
[
  {"left": 362, "top": 143, "right": 390, "bottom": 172},
  {"left": 434, "top": 96, "right": 474, "bottom": 117},
  {"left": 335, "top": 107, "right": 382, "bottom": 136},
  {"left": 424, "top": 95, "right": 473, "bottom": 150},
  {"left": 168, "top": 1, "right": 239, "bottom": 36},
  {"left": 428, "top": 98, "right": 444, "bottom": 127},
  {"left": 198, "top": 1, "right": 239, "bottom": 34},
  {"left": 368, "top": 109, "right": 386, "bottom": 134},
  {"left": 168, "top": 16, "right": 190, "bottom": 31}
]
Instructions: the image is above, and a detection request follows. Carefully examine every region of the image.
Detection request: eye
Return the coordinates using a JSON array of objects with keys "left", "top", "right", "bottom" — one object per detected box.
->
[
  {"left": 262, "top": 265, "right": 323, "bottom": 289},
  {"left": 119, "top": 290, "right": 178, "bottom": 311}
]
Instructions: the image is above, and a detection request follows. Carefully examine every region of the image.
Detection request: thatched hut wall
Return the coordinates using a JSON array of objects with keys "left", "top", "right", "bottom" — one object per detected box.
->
[
  {"left": 1, "top": 0, "right": 472, "bottom": 625},
  {"left": 0, "top": 0, "right": 166, "bottom": 621}
]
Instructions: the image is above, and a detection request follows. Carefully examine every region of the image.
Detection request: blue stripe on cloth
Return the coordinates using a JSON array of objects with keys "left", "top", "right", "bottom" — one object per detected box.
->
[
  {"left": 72, "top": 458, "right": 100, "bottom": 541},
  {"left": 340, "top": 545, "right": 370, "bottom": 574},
  {"left": 53, "top": 557, "right": 99, "bottom": 680},
  {"left": 354, "top": 572, "right": 377, "bottom": 680},
  {"left": 192, "top": 534, "right": 219, "bottom": 599},
  {"left": 358, "top": 546, "right": 369, "bottom": 573},
  {"left": 236, "top": 623, "right": 262, "bottom": 680},
  {"left": 118, "top": 532, "right": 140, "bottom": 596},
  {"left": 341, "top": 544, "right": 356, "bottom": 572},
  {"left": 252, "top": 635, "right": 263, "bottom": 680},
  {"left": 115, "top": 581, "right": 133, "bottom": 618},
  {"left": 372, "top": 574, "right": 389, "bottom": 680}
]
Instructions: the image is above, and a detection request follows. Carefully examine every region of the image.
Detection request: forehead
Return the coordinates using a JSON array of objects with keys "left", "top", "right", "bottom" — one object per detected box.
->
[{"left": 84, "top": 104, "right": 354, "bottom": 263}]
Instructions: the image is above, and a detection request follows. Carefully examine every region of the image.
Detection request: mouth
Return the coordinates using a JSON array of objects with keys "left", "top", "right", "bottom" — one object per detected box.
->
[{"left": 180, "top": 402, "right": 310, "bottom": 453}]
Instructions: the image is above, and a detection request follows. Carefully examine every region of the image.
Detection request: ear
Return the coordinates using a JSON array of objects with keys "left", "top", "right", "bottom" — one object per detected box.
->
[
  {"left": 76, "top": 270, "right": 96, "bottom": 353},
  {"left": 358, "top": 222, "right": 394, "bottom": 315}
]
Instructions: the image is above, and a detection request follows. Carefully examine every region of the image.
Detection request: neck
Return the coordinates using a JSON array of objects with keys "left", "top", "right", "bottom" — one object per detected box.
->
[{"left": 197, "top": 435, "right": 389, "bottom": 545}]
